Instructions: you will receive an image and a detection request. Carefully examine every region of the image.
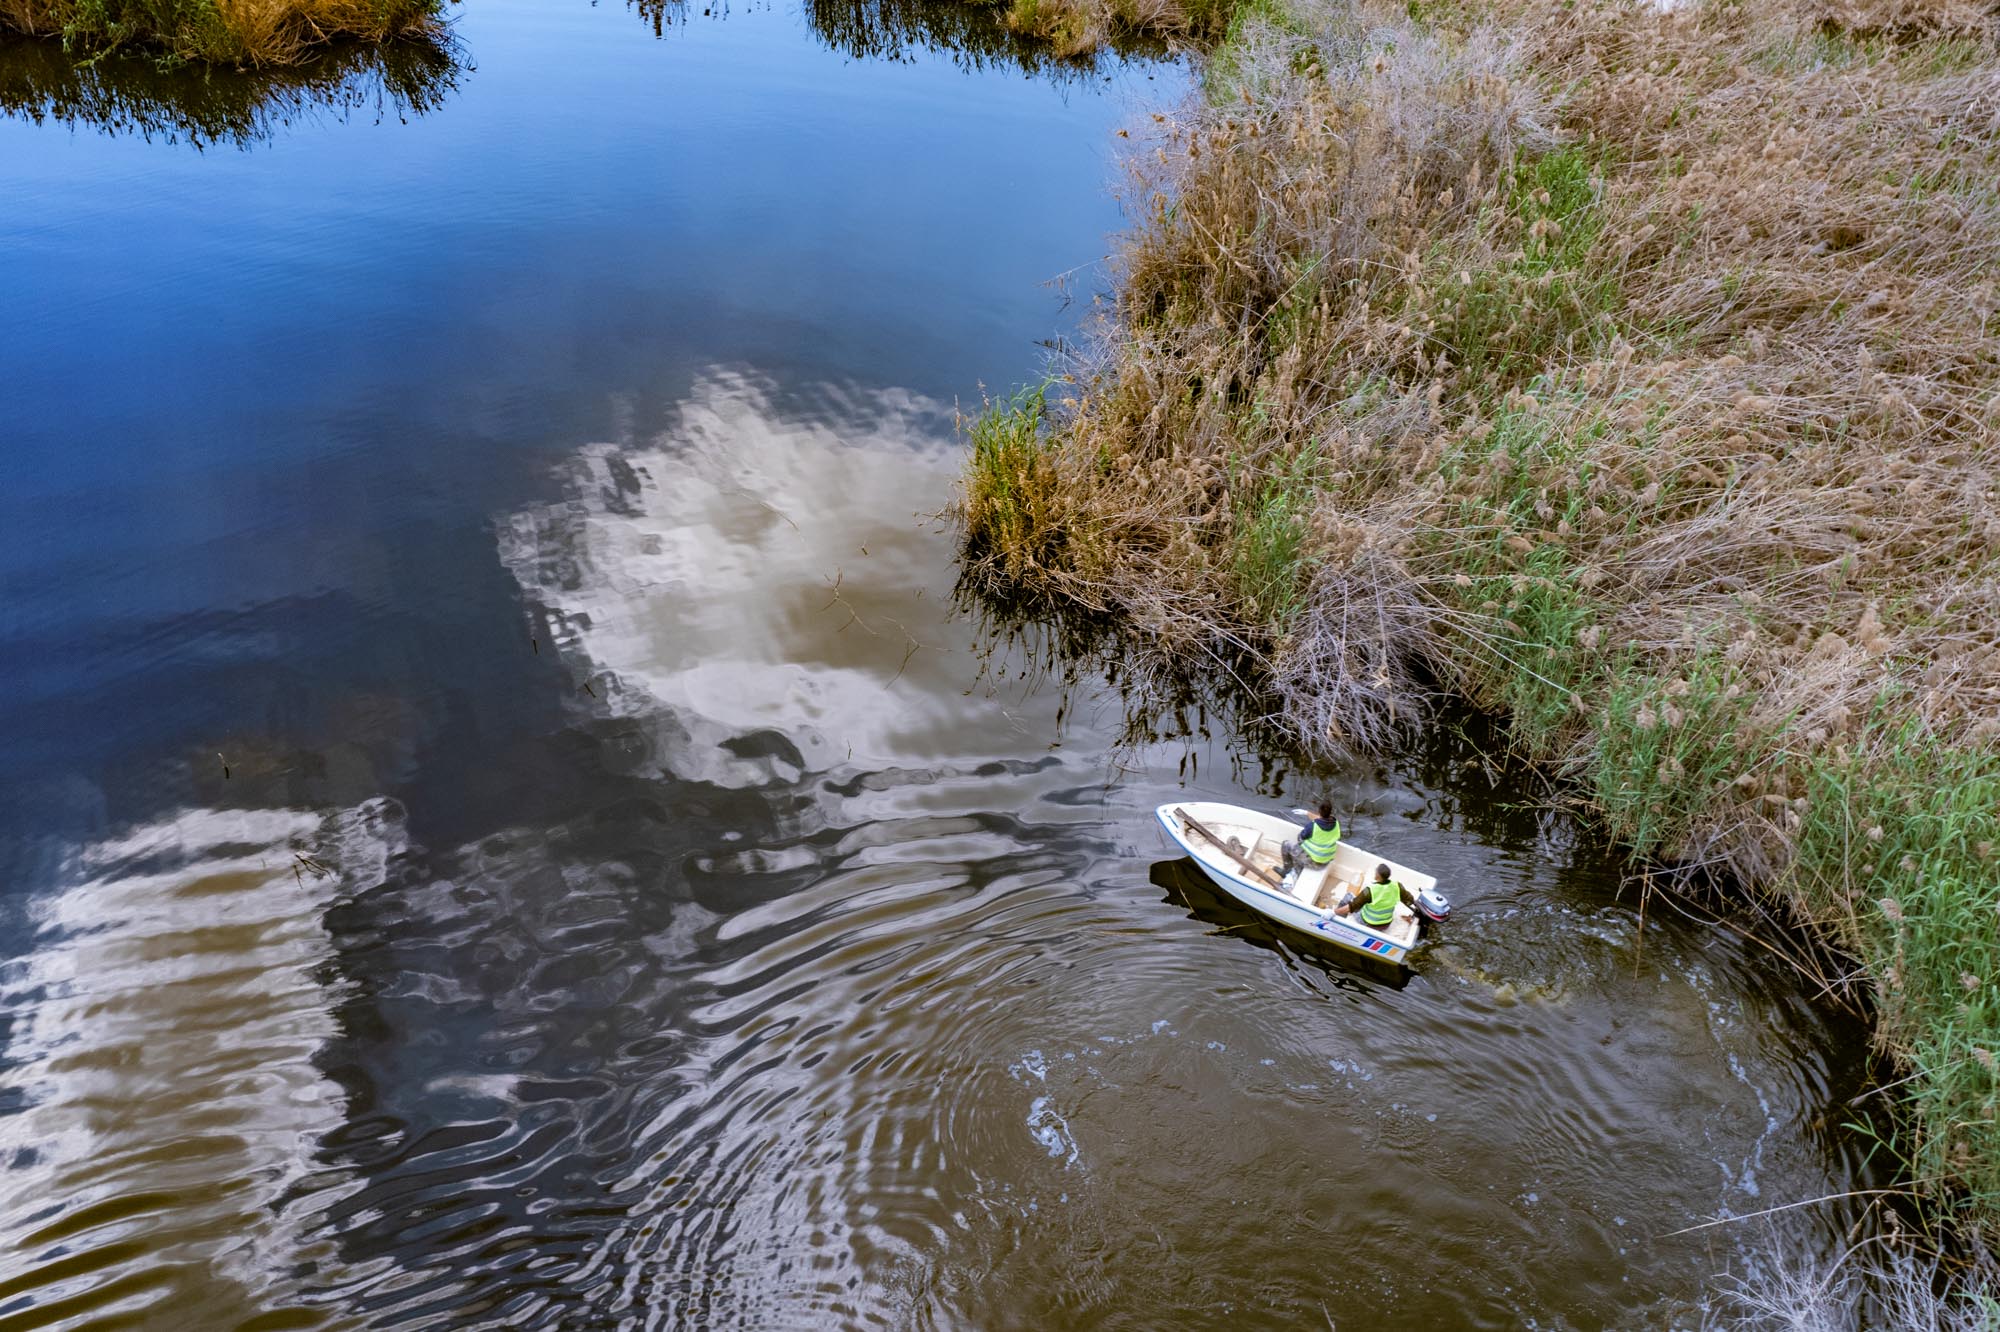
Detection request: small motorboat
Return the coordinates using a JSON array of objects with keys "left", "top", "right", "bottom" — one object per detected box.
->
[{"left": 1156, "top": 802, "right": 1451, "bottom": 965}]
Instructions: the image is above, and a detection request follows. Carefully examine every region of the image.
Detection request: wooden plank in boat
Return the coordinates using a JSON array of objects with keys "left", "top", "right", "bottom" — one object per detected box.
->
[{"left": 1174, "top": 807, "right": 1284, "bottom": 891}]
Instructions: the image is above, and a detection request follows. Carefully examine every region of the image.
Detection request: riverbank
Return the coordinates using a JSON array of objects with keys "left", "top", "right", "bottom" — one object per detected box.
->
[
  {"left": 959, "top": 0, "right": 2000, "bottom": 1239},
  {"left": 0, "top": 0, "right": 442, "bottom": 63}
]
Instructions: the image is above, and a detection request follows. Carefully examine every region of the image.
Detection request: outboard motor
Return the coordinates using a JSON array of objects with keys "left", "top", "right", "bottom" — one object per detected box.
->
[{"left": 1414, "top": 886, "right": 1452, "bottom": 924}]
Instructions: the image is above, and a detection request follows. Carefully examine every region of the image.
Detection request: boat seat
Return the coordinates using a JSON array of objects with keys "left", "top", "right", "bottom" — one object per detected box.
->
[{"left": 1293, "top": 864, "right": 1331, "bottom": 908}]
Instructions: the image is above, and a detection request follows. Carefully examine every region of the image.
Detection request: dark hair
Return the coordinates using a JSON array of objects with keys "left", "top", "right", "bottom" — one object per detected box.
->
[
  {"left": 1317, "top": 799, "right": 1334, "bottom": 821},
  {"left": 1375, "top": 863, "right": 1393, "bottom": 882}
]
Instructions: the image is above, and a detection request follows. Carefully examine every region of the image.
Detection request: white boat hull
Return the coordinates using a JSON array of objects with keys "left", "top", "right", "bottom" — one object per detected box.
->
[{"left": 1155, "top": 802, "right": 1438, "bottom": 966}]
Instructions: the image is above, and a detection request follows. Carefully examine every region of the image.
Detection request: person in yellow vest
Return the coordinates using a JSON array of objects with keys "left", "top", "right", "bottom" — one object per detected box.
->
[
  {"left": 1337, "top": 863, "right": 1414, "bottom": 931},
  {"left": 1282, "top": 800, "right": 1343, "bottom": 877}
]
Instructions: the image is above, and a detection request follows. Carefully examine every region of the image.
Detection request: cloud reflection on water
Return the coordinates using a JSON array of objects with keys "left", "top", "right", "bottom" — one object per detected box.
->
[
  {"left": 0, "top": 802, "right": 400, "bottom": 1328},
  {"left": 498, "top": 371, "right": 1005, "bottom": 786}
]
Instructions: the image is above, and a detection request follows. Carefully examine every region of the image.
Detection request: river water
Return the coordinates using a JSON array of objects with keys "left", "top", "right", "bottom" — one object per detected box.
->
[{"left": 0, "top": 2, "right": 1884, "bottom": 1326}]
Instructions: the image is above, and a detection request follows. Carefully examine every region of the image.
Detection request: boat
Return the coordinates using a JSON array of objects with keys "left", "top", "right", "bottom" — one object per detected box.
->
[{"left": 1155, "top": 802, "right": 1451, "bottom": 966}]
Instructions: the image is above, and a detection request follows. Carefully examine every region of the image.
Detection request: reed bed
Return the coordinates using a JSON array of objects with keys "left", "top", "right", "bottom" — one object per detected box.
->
[
  {"left": 0, "top": 0, "right": 444, "bottom": 64},
  {"left": 958, "top": 0, "right": 2000, "bottom": 1235}
]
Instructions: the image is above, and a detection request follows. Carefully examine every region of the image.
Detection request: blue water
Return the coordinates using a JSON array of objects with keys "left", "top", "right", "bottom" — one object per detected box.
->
[{"left": 0, "top": 0, "right": 1159, "bottom": 835}]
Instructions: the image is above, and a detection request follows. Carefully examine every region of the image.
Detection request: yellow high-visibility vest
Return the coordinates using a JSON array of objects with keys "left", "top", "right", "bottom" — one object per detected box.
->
[
  {"left": 1360, "top": 880, "right": 1400, "bottom": 927},
  {"left": 1302, "top": 819, "right": 1341, "bottom": 864}
]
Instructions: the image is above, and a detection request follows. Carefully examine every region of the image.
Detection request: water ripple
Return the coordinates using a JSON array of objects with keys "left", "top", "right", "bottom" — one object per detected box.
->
[{"left": 0, "top": 375, "right": 1883, "bottom": 1329}]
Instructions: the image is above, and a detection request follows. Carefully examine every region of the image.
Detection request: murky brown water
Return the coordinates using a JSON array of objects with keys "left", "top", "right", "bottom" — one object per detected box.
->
[
  {"left": 0, "top": 0, "right": 1886, "bottom": 1324},
  {"left": 3, "top": 371, "right": 1882, "bottom": 1328}
]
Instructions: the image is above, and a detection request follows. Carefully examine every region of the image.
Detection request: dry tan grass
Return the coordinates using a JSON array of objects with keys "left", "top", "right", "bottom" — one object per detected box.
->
[{"left": 965, "top": 0, "right": 2000, "bottom": 821}]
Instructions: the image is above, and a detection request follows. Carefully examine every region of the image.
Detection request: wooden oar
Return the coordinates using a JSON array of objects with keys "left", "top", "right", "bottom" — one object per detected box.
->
[{"left": 1174, "top": 808, "right": 1284, "bottom": 890}]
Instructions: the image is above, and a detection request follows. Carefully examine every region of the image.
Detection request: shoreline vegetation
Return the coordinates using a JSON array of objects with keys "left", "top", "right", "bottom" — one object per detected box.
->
[
  {"left": 0, "top": 0, "right": 444, "bottom": 64},
  {"left": 958, "top": 0, "right": 2000, "bottom": 1263},
  {"left": 984, "top": 0, "right": 1233, "bottom": 56}
]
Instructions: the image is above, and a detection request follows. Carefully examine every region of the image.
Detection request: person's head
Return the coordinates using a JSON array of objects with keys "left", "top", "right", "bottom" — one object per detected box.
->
[
  {"left": 1316, "top": 799, "right": 1334, "bottom": 822},
  {"left": 1375, "top": 863, "right": 1393, "bottom": 883}
]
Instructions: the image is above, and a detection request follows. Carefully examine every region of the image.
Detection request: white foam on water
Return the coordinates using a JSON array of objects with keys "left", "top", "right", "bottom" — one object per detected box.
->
[{"left": 1025, "top": 1096, "right": 1081, "bottom": 1165}]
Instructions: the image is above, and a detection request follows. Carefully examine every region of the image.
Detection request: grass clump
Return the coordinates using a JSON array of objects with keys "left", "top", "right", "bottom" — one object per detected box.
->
[
  {"left": 1228, "top": 439, "right": 1320, "bottom": 632},
  {"left": 984, "top": 0, "right": 1234, "bottom": 57},
  {"left": 0, "top": 0, "right": 444, "bottom": 64},
  {"left": 962, "top": 385, "right": 1069, "bottom": 584},
  {"left": 1793, "top": 727, "right": 2000, "bottom": 1213},
  {"left": 957, "top": 0, "right": 2000, "bottom": 1234},
  {"left": 1424, "top": 146, "right": 1618, "bottom": 383},
  {"left": 1587, "top": 655, "right": 1764, "bottom": 860}
]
